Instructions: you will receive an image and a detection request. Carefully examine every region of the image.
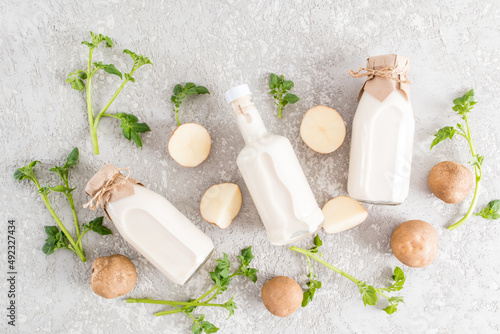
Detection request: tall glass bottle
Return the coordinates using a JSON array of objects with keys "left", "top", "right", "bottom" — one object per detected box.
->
[
  {"left": 225, "top": 84, "right": 324, "bottom": 245},
  {"left": 348, "top": 54, "right": 414, "bottom": 205}
]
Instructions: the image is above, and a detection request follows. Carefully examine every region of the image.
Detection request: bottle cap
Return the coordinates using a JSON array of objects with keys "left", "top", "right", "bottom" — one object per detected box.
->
[{"left": 224, "top": 84, "right": 251, "bottom": 104}]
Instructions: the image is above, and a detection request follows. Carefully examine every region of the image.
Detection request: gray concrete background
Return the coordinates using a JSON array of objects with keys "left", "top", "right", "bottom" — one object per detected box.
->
[{"left": 1, "top": 0, "right": 500, "bottom": 333}]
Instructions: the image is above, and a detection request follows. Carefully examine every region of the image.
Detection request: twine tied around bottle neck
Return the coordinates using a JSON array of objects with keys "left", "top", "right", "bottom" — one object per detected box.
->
[
  {"left": 349, "top": 66, "right": 410, "bottom": 84},
  {"left": 83, "top": 167, "right": 131, "bottom": 210}
]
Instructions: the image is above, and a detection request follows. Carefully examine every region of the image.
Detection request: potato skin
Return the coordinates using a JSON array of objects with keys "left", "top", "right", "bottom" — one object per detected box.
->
[
  {"left": 90, "top": 254, "right": 137, "bottom": 299},
  {"left": 391, "top": 220, "right": 438, "bottom": 268},
  {"left": 261, "top": 276, "right": 303, "bottom": 317},
  {"left": 428, "top": 161, "right": 474, "bottom": 204}
]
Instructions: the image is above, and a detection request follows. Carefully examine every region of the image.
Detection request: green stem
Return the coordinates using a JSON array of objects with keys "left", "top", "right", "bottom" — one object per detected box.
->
[
  {"left": 374, "top": 289, "right": 394, "bottom": 304},
  {"left": 448, "top": 179, "right": 481, "bottom": 230},
  {"left": 448, "top": 116, "right": 482, "bottom": 230},
  {"left": 229, "top": 269, "right": 242, "bottom": 278},
  {"left": 203, "top": 290, "right": 220, "bottom": 304},
  {"left": 158, "top": 281, "right": 225, "bottom": 316},
  {"left": 135, "top": 269, "right": 241, "bottom": 317},
  {"left": 277, "top": 90, "right": 283, "bottom": 118},
  {"left": 76, "top": 228, "right": 91, "bottom": 246},
  {"left": 33, "top": 179, "right": 86, "bottom": 262},
  {"left": 174, "top": 107, "right": 180, "bottom": 126},
  {"left": 66, "top": 193, "right": 82, "bottom": 248},
  {"left": 126, "top": 298, "right": 227, "bottom": 309},
  {"left": 195, "top": 285, "right": 218, "bottom": 303},
  {"left": 464, "top": 117, "right": 477, "bottom": 156},
  {"left": 181, "top": 309, "right": 201, "bottom": 323},
  {"left": 102, "top": 113, "right": 120, "bottom": 119},
  {"left": 306, "top": 255, "right": 313, "bottom": 276},
  {"left": 290, "top": 247, "right": 360, "bottom": 284},
  {"left": 86, "top": 48, "right": 99, "bottom": 155},
  {"left": 165, "top": 305, "right": 202, "bottom": 327},
  {"left": 94, "top": 78, "right": 131, "bottom": 127}
]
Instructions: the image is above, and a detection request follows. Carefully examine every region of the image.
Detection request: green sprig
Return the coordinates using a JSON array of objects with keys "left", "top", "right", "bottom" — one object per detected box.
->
[
  {"left": 431, "top": 90, "right": 499, "bottom": 229},
  {"left": 474, "top": 200, "right": 500, "bottom": 220},
  {"left": 269, "top": 73, "right": 300, "bottom": 118},
  {"left": 14, "top": 148, "right": 112, "bottom": 262},
  {"left": 127, "top": 247, "right": 257, "bottom": 334},
  {"left": 67, "top": 31, "right": 153, "bottom": 155},
  {"left": 170, "top": 82, "right": 210, "bottom": 126},
  {"left": 291, "top": 235, "right": 405, "bottom": 314}
]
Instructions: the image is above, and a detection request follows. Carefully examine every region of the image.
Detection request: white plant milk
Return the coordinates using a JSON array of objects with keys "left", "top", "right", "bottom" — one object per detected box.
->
[
  {"left": 225, "top": 85, "right": 324, "bottom": 245},
  {"left": 86, "top": 165, "right": 214, "bottom": 285},
  {"left": 348, "top": 55, "right": 414, "bottom": 205}
]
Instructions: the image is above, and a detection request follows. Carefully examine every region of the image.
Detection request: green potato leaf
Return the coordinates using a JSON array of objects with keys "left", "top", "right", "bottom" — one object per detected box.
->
[
  {"left": 171, "top": 82, "right": 210, "bottom": 125},
  {"left": 83, "top": 216, "right": 113, "bottom": 236},
  {"left": 284, "top": 93, "right": 300, "bottom": 104},
  {"left": 269, "top": 73, "right": 279, "bottom": 89},
  {"left": 13, "top": 160, "right": 40, "bottom": 183},
  {"left": 115, "top": 112, "right": 151, "bottom": 148},
  {"left": 475, "top": 200, "right": 500, "bottom": 220},
  {"left": 268, "top": 74, "right": 300, "bottom": 118},
  {"left": 361, "top": 285, "right": 378, "bottom": 306},
  {"left": 469, "top": 154, "right": 484, "bottom": 169},
  {"left": 430, "top": 126, "right": 456, "bottom": 149}
]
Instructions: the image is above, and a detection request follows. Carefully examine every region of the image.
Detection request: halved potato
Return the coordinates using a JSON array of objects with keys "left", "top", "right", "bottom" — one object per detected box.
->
[
  {"left": 300, "top": 105, "right": 346, "bottom": 154},
  {"left": 168, "top": 123, "right": 211, "bottom": 167},
  {"left": 200, "top": 183, "right": 242, "bottom": 229},
  {"left": 322, "top": 196, "right": 368, "bottom": 233}
]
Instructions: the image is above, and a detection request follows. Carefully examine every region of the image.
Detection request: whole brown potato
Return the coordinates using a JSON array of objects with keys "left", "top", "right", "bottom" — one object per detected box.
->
[
  {"left": 391, "top": 220, "right": 438, "bottom": 268},
  {"left": 91, "top": 254, "right": 137, "bottom": 299},
  {"left": 261, "top": 276, "right": 302, "bottom": 317},
  {"left": 428, "top": 161, "right": 474, "bottom": 204}
]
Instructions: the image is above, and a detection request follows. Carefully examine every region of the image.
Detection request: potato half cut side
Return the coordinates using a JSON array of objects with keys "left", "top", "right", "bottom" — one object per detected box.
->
[
  {"left": 300, "top": 105, "right": 346, "bottom": 154},
  {"left": 322, "top": 196, "right": 368, "bottom": 233},
  {"left": 200, "top": 183, "right": 242, "bottom": 229},
  {"left": 168, "top": 123, "right": 211, "bottom": 167}
]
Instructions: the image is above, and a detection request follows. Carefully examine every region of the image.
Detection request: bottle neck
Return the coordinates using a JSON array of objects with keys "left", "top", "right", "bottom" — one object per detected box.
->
[{"left": 230, "top": 95, "right": 268, "bottom": 144}]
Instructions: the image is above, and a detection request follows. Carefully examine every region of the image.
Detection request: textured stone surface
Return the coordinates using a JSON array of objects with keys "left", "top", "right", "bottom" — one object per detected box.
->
[{"left": 1, "top": 0, "right": 500, "bottom": 333}]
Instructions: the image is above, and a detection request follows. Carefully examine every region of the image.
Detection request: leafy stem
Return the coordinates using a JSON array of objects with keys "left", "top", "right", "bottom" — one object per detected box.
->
[
  {"left": 13, "top": 148, "right": 112, "bottom": 262},
  {"left": 291, "top": 235, "right": 405, "bottom": 314},
  {"left": 127, "top": 247, "right": 257, "bottom": 334},
  {"left": 65, "top": 191, "right": 82, "bottom": 248},
  {"left": 67, "top": 31, "right": 152, "bottom": 155},
  {"left": 127, "top": 298, "right": 230, "bottom": 309},
  {"left": 430, "top": 90, "right": 498, "bottom": 229},
  {"left": 291, "top": 245, "right": 359, "bottom": 282},
  {"left": 93, "top": 77, "right": 130, "bottom": 127},
  {"left": 170, "top": 83, "right": 210, "bottom": 126},
  {"left": 269, "top": 73, "right": 300, "bottom": 118},
  {"left": 37, "top": 181, "right": 86, "bottom": 262}
]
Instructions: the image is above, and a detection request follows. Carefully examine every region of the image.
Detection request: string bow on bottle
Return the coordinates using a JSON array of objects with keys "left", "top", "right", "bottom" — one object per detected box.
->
[
  {"left": 83, "top": 167, "right": 131, "bottom": 210},
  {"left": 349, "top": 66, "right": 410, "bottom": 84}
]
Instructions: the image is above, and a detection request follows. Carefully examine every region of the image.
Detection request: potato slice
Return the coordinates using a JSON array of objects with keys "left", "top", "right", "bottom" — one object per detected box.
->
[
  {"left": 168, "top": 123, "right": 211, "bottom": 167},
  {"left": 322, "top": 196, "right": 368, "bottom": 233},
  {"left": 200, "top": 183, "right": 242, "bottom": 229},
  {"left": 300, "top": 105, "right": 346, "bottom": 154}
]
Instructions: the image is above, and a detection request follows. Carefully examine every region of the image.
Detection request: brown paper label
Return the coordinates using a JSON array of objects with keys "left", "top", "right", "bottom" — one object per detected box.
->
[
  {"left": 84, "top": 164, "right": 143, "bottom": 218},
  {"left": 356, "top": 54, "right": 410, "bottom": 102}
]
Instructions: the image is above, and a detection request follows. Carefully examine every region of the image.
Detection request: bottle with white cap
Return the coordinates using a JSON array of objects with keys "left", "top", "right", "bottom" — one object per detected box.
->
[{"left": 225, "top": 84, "right": 324, "bottom": 245}]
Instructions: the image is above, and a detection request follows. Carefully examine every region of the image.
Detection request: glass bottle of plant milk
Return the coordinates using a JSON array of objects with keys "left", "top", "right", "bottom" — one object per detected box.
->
[
  {"left": 348, "top": 54, "right": 414, "bottom": 205},
  {"left": 225, "top": 84, "right": 324, "bottom": 245},
  {"left": 85, "top": 165, "right": 214, "bottom": 285}
]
